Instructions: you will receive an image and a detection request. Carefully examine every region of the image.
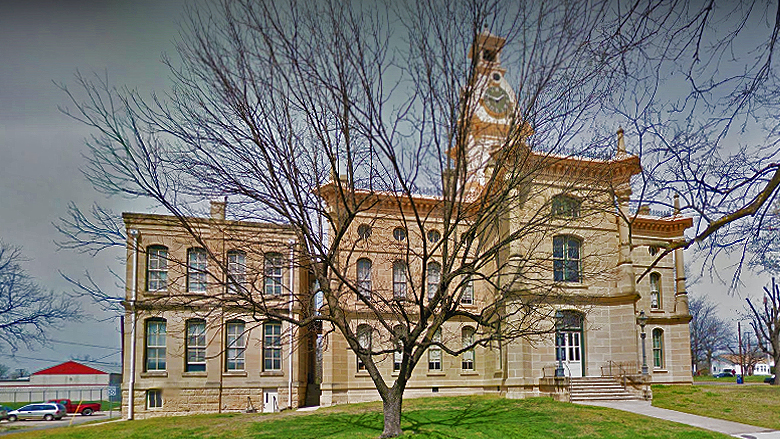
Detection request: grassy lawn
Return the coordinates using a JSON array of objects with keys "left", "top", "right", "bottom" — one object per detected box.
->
[
  {"left": 653, "top": 384, "right": 780, "bottom": 430},
  {"left": 3, "top": 395, "right": 730, "bottom": 439},
  {"left": 692, "top": 375, "right": 767, "bottom": 383}
]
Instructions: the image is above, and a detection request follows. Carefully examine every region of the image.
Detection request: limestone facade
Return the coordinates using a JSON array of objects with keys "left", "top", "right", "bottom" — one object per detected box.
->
[{"left": 121, "top": 31, "right": 694, "bottom": 419}]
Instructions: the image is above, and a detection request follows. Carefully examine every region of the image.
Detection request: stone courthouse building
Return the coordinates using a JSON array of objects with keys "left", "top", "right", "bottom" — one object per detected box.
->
[{"left": 121, "top": 32, "right": 693, "bottom": 418}]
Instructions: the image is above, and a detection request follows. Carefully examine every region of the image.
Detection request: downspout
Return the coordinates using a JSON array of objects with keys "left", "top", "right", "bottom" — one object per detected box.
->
[
  {"left": 127, "top": 228, "right": 139, "bottom": 420},
  {"left": 288, "top": 239, "right": 296, "bottom": 409}
]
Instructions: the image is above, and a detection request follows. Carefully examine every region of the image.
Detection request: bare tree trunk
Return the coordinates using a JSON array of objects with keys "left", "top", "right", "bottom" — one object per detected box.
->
[{"left": 380, "top": 389, "right": 403, "bottom": 438}]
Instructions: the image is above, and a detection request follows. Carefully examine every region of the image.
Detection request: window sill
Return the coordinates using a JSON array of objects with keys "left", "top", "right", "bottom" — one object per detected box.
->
[
  {"left": 460, "top": 371, "right": 478, "bottom": 376},
  {"left": 355, "top": 371, "right": 371, "bottom": 378},
  {"left": 554, "top": 282, "right": 588, "bottom": 289},
  {"left": 650, "top": 308, "right": 664, "bottom": 313},
  {"left": 182, "top": 372, "right": 207, "bottom": 377},
  {"left": 140, "top": 371, "right": 168, "bottom": 378},
  {"left": 653, "top": 369, "right": 668, "bottom": 373},
  {"left": 427, "top": 372, "right": 446, "bottom": 377},
  {"left": 260, "top": 371, "right": 284, "bottom": 377},
  {"left": 223, "top": 371, "right": 247, "bottom": 377}
]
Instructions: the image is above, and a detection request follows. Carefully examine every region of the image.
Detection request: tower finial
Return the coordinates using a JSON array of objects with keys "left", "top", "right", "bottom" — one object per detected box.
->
[{"left": 616, "top": 127, "right": 626, "bottom": 156}]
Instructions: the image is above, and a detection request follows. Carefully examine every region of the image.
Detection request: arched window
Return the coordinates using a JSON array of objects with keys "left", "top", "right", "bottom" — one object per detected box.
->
[
  {"left": 393, "top": 227, "right": 407, "bottom": 241},
  {"left": 553, "top": 235, "right": 582, "bottom": 283},
  {"left": 357, "top": 224, "right": 372, "bottom": 240},
  {"left": 146, "top": 245, "right": 168, "bottom": 292},
  {"left": 551, "top": 195, "right": 581, "bottom": 218},
  {"left": 264, "top": 252, "right": 284, "bottom": 296},
  {"left": 462, "top": 327, "right": 475, "bottom": 371},
  {"left": 187, "top": 248, "right": 207, "bottom": 292},
  {"left": 227, "top": 250, "right": 246, "bottom": 293},
  {"left": 392, "top": 261, "right": 407, "bottom": 299},
  {"left": 185, "top": 319, "right": 206, "bottom": 372},
  {"left": 650, "top": 273, "right": 661, "bottom": 309},
  {"left": 226, "top": 320, "right": 246, "bottom": 371},
  {"left": 145, "top": 318, "right": 166, "bottom": 371},
  {"left": 356, "top": 324, "right": 372, "bottom": 371},
  {"left": 652, "top": 328, "right": 664, "bottom": 369},
  {"left": 427, "top": 261, "right": 441, "bottom": 299},
  {"left": 393, "top": 325, "right": 404, "bottom": 372},
  {"left": 264, "top": 321, "right": 282, "bottom": 371},
  {"left": 427, "top": 229, "right": 441, "bottom": 243},
  {"left": 357, "top": 258, "right": 372, "bottom": 299},
  {"left": 428, "top": 329, "right": 442, "bottom": 370}
]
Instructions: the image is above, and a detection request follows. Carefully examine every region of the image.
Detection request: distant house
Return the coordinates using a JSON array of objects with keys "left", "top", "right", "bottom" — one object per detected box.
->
[
  {"left": 711, "top": 354, "right": 774, "bottom": 376},
  {"left": 0, "top": 361, "right": 120, "bottom": 403}
]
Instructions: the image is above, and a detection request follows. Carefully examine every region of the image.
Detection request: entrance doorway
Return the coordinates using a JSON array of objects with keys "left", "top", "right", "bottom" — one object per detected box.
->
[
  {"left": 555, "top": 310, "right": 584, "bottom": 377},
  {"left": 263, "top": 390, "right": 279, "bottom": 413}
]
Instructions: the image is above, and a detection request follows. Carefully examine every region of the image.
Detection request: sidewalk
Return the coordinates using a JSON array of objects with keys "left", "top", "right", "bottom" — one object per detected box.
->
[{"left": 576, "top": 400, "right": 780, "bottom": 438}]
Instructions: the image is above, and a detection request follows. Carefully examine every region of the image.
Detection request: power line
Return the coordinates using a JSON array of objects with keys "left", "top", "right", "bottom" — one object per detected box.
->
[
  {"left": 48, "top": 339, "right": 120, "bottom": 351},
  {"left": 8, "top": 355, "right": 120, "bottom": 367}
]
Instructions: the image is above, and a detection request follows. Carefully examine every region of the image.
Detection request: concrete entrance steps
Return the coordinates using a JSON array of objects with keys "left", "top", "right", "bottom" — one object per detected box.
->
[{"left": 569, "top": 376, "right": 642, "bottom": 402}]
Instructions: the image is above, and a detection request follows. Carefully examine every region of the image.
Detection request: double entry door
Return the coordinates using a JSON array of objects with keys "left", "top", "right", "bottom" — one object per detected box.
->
[{"left": 555, "top": 330, "right": 583, "bottom": 377}]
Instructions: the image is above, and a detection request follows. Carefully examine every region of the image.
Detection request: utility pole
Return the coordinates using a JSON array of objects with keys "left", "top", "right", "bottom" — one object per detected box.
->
[{"left": 738, "top": 321, "right": 744, "bottom": 377}]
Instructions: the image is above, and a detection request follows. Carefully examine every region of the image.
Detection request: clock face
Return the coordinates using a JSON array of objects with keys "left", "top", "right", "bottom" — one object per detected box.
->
[{"left": 483, "top": 86, "right": 510, "bottom": 115}]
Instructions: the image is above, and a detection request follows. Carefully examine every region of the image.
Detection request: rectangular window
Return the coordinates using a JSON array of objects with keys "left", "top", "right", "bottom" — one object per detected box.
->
[
  {"left": 427, "top": 262, "right": 441, "bottom": 300},
  {"left": 186, "top": 320, "right": 206, "bottom": 372},
  {"left": 461, "top": 277, "right": 474, "bottom": 305},
  {"left": 226, "top": 321, "right": 246, "bottom": 371},
  {"left": 188, "top": 248, "right": 207, "bottom": 292},
  {"left": 428, "top": 329, "right": 442, "bottom": 371},
  {"left": 650, "top": 273, "right": 661, "bottom": 309},
  {"left": 392, "top": 261, "right": 407, "bottom": 299},
  {"left": 553, "top": 236, "right": 582, "bottom": 283},
  {"left": 552, "top": 195, "right": 581, "bottom": 218},
  {"left": 147, "top": 389, "right": 162, "bottom": 409},
  {"left": 652, "top": 329, "right": 664, "bottom": 369},
  {"left": 462, "top": 328, "right": 475, "bottom": 371},
  {"left": 147, "top": 247, "right": 168, "bottom": 291},
  {"left": 145, "top": 320, "right": 166, "bottom": 371},
  {"left": 264, "top": 321, "right": 282, "bottom": 371},
  {"left": 394, "top": 350, "right": 402, "bottom": 372},
  {"left": 357, "top": 325, "right": 371, "bottom": 371},
  {"left": 228, "top": 251, "right": 247, "bottom": 293},
  {"left": 357, "top": 259, "right": 372, "bottom": 300},
  {"left": 264, "top": 253, "right": 284, "bottom": 295}
]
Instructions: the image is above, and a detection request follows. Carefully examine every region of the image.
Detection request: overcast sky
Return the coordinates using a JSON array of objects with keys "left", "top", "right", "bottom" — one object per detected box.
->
[
  {"left": 0, "top": 0, "right": 772, "bottom": 375},
  {"left": 0, "top": 0, "right": 189, "bottom": 374}
]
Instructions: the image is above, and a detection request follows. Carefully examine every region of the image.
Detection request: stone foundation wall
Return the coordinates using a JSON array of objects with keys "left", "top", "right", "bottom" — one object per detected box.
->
[{"left": 124, "top": 385, "right": 303, "bottom": 419}]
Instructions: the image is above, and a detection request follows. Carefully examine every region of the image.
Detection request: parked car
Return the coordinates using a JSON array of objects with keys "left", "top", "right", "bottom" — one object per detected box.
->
[
  {"left": 7, "top": 403, "right": 66, "bottom": 421},
  {"left": 765, "top": 375, "right": 776, "bottom": 384},
  {"left": 47, "top": 399, "right": 100, "bottom": 416},
  {"left": 714, "top": 371, "right": 735, "bottom": 378},
  {"left": 0, "top": 405, "right": 11, "bottom": 420}
]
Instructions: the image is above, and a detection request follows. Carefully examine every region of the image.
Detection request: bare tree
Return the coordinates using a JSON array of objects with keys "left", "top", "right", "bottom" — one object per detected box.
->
[
  {"left": 747, "top": 277, "right": 780, "bottom": 385},
  {"left": 56, "top": 0, "right": 780, "bottom": 436},
  {"left": 0, "top": 241, "right": 81, "bottom": 352},
  {"left": 689, "top": 293, "right": 732, "bottom": 374},
  {"left": 610, "top": 1, "right": 780, "bottom": 284}
]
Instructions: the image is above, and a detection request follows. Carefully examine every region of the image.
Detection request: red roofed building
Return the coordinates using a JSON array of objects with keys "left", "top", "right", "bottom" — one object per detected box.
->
[
  {"left": 31, "top": 361, "right": 112, "bottom": 386},
  {"left": 0, "top": 361, "right": 121, "bottom": 403}
]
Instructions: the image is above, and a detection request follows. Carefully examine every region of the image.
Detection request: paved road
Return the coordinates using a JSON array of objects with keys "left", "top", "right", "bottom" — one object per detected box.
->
[{"left": 0, "top": 412, "right": 121, "bottom": 436}]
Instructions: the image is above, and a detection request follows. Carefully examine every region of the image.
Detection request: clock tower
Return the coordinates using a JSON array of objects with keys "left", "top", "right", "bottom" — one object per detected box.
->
[{"left": 462, "top": 30, "right": 517, "bottom": 197}]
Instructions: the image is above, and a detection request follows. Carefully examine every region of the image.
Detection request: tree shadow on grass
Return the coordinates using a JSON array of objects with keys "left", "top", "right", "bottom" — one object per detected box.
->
[{"left": 248, "top": 397, "right": 558, "bottom": 438}]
